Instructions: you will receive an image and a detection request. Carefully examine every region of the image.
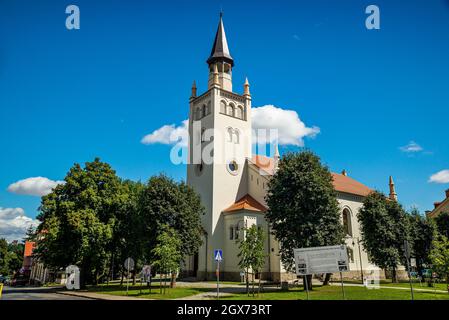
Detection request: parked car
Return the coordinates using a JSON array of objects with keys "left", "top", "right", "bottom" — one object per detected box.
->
[{"left": 10, "top": 274, "right": 28, "bottom": 287}]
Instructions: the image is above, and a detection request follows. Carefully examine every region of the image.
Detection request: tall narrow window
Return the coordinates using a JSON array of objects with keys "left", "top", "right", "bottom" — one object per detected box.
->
[
  {"left": 235, "top": 106, "right": 243, "bottom": 119},
  {"left": 234, "top": 130, "right": 240, "bottom": 144},
  {"left": 343, "top": 208, "right": 352, "bottom": 236},
  {"left": 229, "top": 226, "right": 234, "bottom": 240},
  {"left": 227, "top": 127, "right": 233, "bottom": 142},
  {"left": 226, "top": 104, "right": 234, "bottom": 116},
  {"left": 220, "top": 101, "right": 226, "bottom": 114}
]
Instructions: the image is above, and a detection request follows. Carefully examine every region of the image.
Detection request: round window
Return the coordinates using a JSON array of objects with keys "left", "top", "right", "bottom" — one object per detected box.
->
[{"left": 227, "top": 160, "right": 239, "bottom": 175}]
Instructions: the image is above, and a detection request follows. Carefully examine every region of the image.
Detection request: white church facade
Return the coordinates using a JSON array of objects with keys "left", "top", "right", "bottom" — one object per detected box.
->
[{"left": 183, "top": 15, "right": 398, "bottom": 282}]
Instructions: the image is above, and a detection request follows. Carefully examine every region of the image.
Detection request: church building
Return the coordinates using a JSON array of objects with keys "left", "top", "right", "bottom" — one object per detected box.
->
[{"left": 183, "top": 14, "right": 396, "bottom": 282}]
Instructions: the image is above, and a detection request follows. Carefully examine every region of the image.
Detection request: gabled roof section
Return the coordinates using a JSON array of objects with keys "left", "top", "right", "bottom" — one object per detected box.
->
[
  {"left": 332, "top": 173, "right": 372, "bottom": 197},
  {"left": 250, "top": 155, "right": 275, "bottom": 176},
  {"left": 249, "top": 156, "right": 373, "bottom": 197},
  {"left": 223, "top": 194, "right": 267, "bottom": 214},
  {"left": 207, "top": 13, "right": 234, "bottom": 67}
]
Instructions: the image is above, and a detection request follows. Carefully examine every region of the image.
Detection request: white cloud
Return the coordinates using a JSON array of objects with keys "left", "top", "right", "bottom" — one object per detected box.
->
[
  {"left": 400, "top": 141, "right": 423, "bottom": 153},
  {"left": 7, "top": 177, "right": 65, "bottom": 196},
  {"left": 429, "top": 170, "right": 449, "bottom": 184},
  {"left": 251, "top": 105, "right": 320, "bottom": 146},
  {"left": 141, "top": 120, "right": 189, "bottom": 147},
  {"left": 0, "top": 207, "right": 39, "bottom": 243},
  {"left": 141, "top": 105, "right": 319, "bottom": 147}
]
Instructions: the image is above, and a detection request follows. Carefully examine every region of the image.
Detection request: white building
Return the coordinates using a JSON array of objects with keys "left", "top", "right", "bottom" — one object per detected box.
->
[{"left": 183, "top": 14, "right": 396, "bottom": 282}]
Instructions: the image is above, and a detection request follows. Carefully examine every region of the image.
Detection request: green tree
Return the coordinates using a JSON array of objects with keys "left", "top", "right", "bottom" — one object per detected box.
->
[
  {"left": 358, "top": 191, "right": 409, "bottom": 283},
  {"left": 35, "top": 158, "right": 123, "bottom": 286},
  {"left": 151, "top": 226, "right": 182, "bottom": 294},
  {"left": 109, "top": 179, "right": 145, "bottom": 285},
  {"left": 139, "top": 174, "right": 204, "bottom": 283},
  {"left": 0, "top": 239, "right": 9, "bottom": 275},
  {"left": 408, "top": 208, "right": 437, "bottom": 275},
  {"left": 237, "top": 225, "right": 266, "bottom": 296},
  {"left": 265, "top": 151, "right": 344, "bottom": 290},
  {"left": 429, "top": 235, "right": 449, "bottom": 291},
  {"left": 435, "top": 211, "right": 449, "bottom": 238}
]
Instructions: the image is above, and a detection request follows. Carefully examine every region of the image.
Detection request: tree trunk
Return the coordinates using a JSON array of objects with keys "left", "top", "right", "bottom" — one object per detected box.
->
[
  {"left": 252, "top": 273, "right": 255, "bottom": 297},
  {"left": 159, "top": 273, "right": 162, "bottom": 294},
  {"left": 258, "top": 276, "right": 261, "bottom": 296},
  {"left": 170, "top": 271, "right": 176, "bottom": 288},
  {"left": 391, "top": 267, "right": 398, "bottom": 283},
  {"left": 246, "top": 269, "right": 249, "bottom": 296},
  {"left": 132, "top": 271, "right": 136, "bottom": 286},
  {"left": 323, "top": 273, "right": 332, "bottom": 286},
  {"left": 120, "top": 271, "right": 124, "bottom": 286}
]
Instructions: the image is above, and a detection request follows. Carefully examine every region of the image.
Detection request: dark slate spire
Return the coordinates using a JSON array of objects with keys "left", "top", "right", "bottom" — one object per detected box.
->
[{"left": 207, "top": 12, "right": 234, "bottom": 67}]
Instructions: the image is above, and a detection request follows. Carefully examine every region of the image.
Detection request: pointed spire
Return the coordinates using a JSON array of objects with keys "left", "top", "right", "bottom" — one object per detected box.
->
[
  {"left": 191, "top": 80, "right": 197, "bottom": 98},
  {"left": 389, "top": 176, "right": 398, "bottom": 201},
  {"left": 243, "top": 77, "right": 250, "bottom": 96},
  {"left": 207, "top": 13, "right": 234, "bottom": 67},
  {"left": 342, "top": 169, "right": 347, "bottom": 176},
  {"left": 274, "top": 142, "right": 280, "bottom": 172}
]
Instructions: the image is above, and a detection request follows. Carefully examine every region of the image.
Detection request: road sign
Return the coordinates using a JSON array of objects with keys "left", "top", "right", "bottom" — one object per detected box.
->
[
  {"left": 293, "top": 245, "right": 349, "bottom": 276},
  {"left": 214, "top": 249, "right": 223, "bottom": 262},
  {"left": 65, "top": 265, "right": 80, "bottom": 290},
  {"left": 124, "top": 257, "right": 135, "bottom": 271},
  {"left": 141, "top": 265, "right": 152, "bottom": 281}
]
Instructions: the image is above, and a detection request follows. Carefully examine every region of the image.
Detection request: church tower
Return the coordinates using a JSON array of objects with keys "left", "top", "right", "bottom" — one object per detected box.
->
[{"left": 186, "top": 13, "right": 252, "bottom": 280}]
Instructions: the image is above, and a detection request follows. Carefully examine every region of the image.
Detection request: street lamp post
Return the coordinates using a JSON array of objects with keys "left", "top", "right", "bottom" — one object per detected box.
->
[{"left": 352, "top": 237, "right": 364, "bottom": 284}]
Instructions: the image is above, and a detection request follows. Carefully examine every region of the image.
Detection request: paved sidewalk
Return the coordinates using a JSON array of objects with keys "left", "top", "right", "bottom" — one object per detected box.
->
[
  {"left": 56, "top": 290, "right": 148, "bottom": 300},
  {"left": 329, "top": 282, "right": 449, "bottom": 294}
]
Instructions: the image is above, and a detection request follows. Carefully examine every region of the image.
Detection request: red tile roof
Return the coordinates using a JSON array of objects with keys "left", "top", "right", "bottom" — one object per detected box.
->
[
  {"left": 331, "top": 173, "right": 372, "bottom": 197},
  {"left": 223, "top": 194, "right": 267, "bottom": 213},
  {"left": 251, "top": 155, "right": 275, "bottom": 175},
  {"left": 250, "top": 155, "right": 372, "bottom": 197}
]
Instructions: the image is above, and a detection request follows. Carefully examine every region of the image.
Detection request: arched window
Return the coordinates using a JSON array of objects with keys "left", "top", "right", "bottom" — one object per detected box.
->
[
  {"left": 235, "top": 106, "right": 243, "bottom": 119},
  {"left": 202, "top": 104, "right": 207, "bottom": 118},
  {"left": 227, "top": 103, "right": 234, "bottom": 116},
  {"left": 201, "top": 127, "right": 206, "bottom": 142},
  {"left": 196, "top": 107, "right": 202, "bottom": 120},
  {"left": 220, "top": 101, "right": 226, "bottom": 114},
  {"left": 343, "top": 208, "right": 352, "bottom": 236},
  {"left": 229, "top": 226, "right": 234, "bottom": 240},
  {"left": 227, "top": 127, "right": 233, "bottom": 142},
  {"left": 234, "top": 129, "right": 240, "bottom": 144}
]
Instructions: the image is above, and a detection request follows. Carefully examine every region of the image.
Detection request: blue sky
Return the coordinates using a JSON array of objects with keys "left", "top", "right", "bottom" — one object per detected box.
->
[{"left": 1, "top": 0, "right": 449, "bottom": 240}]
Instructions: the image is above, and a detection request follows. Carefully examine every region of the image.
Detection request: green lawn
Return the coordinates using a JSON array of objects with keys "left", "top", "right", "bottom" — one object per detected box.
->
[
  {"left": 221, "top": 285, "right": 449, "bottom": 300},
  {"left": 333, "top": 279, "right": 449, "bottom": 292},
  {"left": 87, "top": 281, "right": 449, "bottom": 300},
  {"left": 87, "top": 283, "right": 212, "bottom": 300}
]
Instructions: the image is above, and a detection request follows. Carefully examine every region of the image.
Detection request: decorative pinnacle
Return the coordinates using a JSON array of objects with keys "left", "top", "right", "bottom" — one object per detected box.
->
[
  {"left": 191, "top": 80, "right": 197, "bottom": 98},
  {"left": 389, "top": 176, "right": 398, "bottom": 201},
  {"left": 243, "top": 77, "right": 250, "bottom": 96}
]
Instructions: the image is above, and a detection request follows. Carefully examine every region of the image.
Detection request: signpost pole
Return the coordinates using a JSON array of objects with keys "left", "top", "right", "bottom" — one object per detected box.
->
[
  {"left": 304, "top": 275, "right": 310, "bottom": 300},
  {"left": 217, "top": 260, "right": 220, "bottom": 299},
  {"left": 340, "top": 272, "right": 346, "bottom": 300}
]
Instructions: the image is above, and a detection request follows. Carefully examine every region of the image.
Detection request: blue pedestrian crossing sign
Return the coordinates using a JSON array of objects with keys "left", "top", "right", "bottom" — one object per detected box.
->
[{"left": 214, "top": 249, "right": 223, "bottom": 262}]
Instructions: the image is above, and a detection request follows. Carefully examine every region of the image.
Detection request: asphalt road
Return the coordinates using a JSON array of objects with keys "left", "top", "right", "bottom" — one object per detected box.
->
[{"left": 1, "top": 285, "right": 91, "bottom": 300}]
